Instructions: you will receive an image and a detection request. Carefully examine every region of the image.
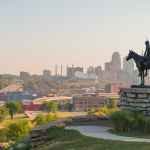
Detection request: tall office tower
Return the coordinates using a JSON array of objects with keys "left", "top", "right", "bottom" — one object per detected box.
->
[
  {"left": 105, "top": 62, "right": 110, "bottom": 72},
  {"left": 43, "top": 70, "right": 51, "bottom": 78},
  {"left": 112, "top": 52, "right": 121, "bottom": 75},
  {"left": 55, "top": 65, "right": 57, "bottom": 76},
  {"left": 95, "top": 66, "right": 101, "bottom": 78},
  {"left": 61, "top": 65, "right": 62, "bottom": 76},
  {"left": 109, "top": 58, "right": 117, "bottom": 82},
  {"left": 123, "top": 56, "right": 134, "bottom": 77},
  {"left": 67, "top": 65, "right": 83, "bottom": 77},
  {"left": 87, "top": 66, "right": 95, "bottom": 74}
]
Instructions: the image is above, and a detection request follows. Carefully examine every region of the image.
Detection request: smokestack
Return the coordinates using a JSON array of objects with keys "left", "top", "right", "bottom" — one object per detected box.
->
[
  {"left": 55, "top": 64, "right": 57, "bottom": 76},
  {"left": 61, "top": 65, "right": 62, "bottom": 76},
  {"left": 67, "top": 65, "right": 68, "bottom": 76},
  {"left": 72, "top": 63, "right": 74, "bottom": 77}
]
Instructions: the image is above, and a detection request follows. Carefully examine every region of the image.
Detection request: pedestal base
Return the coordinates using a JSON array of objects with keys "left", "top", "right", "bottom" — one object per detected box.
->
[{"left": 131, "top": 85, "right": 150, "bottom": 88}]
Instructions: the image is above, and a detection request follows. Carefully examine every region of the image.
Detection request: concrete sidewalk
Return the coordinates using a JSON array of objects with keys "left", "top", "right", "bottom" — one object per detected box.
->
[{"left": 65, "top": 126, "right": 150, "bottom": 142}]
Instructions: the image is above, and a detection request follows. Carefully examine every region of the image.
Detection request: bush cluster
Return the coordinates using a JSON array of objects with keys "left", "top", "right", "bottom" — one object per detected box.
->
[
  {"left": 31, "top": 113, "right": 60, "bottom": 127},
  {"left": 109, "top": 108, "right": 150, "bottom": 132},
  {"left": 87, "top": 107, "right": 112, "bottom": 116}
]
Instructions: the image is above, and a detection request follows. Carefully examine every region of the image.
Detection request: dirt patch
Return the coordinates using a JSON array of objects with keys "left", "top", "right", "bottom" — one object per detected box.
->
[{"left": 65, "top": 120, "right": 111, "bottom": 127}]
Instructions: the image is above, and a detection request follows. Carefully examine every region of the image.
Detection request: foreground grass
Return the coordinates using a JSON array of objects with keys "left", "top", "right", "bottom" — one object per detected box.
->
[
  {"left": 108, "top": 129, "right": 150, "bottom": 139},
  {"left": 33, "top": 127, "right": 150, "bottom": 150}
]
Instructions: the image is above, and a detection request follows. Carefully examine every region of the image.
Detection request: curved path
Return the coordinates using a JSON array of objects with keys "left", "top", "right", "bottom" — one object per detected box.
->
[{"left": 65, "top": 126, "right": 150, "bottom": 142}]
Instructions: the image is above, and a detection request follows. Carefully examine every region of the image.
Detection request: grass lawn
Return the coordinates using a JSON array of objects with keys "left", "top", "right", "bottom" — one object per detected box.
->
[
  {"left": 0, "top": 118, "right": 33, "bottom": 127},
  {"left": 108, "top": 129, "right": 150, "bottom": 139},
  {"left": 5, "top": 114, "right": 27, "bottom": 119},
  {"left": 53, "top": 112, "right": 77, "bottom": 118},
  {"left": 32, "top": 127, "right": 150, "bottom": 150}
]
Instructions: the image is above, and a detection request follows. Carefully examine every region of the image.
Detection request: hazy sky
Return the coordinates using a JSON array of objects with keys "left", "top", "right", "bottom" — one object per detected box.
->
[{"left": 0, "top": 0, "right": 150, "bottom": 76}]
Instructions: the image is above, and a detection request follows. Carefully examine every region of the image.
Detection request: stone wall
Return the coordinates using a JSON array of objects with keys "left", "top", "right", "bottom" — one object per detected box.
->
[
  {"left": 29, "top": 116, "right": 108, "bottom": 147},
  {"left": 117, "top": 88, "right": 150, "bottom": 116}
]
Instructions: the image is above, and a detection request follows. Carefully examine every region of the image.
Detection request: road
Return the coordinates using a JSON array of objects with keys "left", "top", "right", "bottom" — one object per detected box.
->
[{"left": 0, "top": 80, "right": 23, "bottom": 92}]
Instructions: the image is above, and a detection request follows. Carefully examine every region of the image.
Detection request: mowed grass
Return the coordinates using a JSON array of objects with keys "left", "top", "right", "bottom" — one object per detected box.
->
[
  {"left": 0, "top": 114, "right": 33, "bottom": 127},
  {"left": 55, "top": 112, "right": 77, "bottom": 118},
  {"left": 108, "top": 129, "right": 150, "bottom": 139},
  {"left": 5, "top": 114, "right": 27, "bottom": 119},
  {"left": 33, "top": 127, "right": 150, "bottom": 150}
]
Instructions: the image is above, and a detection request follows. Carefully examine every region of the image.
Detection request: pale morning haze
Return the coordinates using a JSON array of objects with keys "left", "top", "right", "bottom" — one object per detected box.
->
[{"left": 0, "top": 0, "right": 150, "bottom": 75}]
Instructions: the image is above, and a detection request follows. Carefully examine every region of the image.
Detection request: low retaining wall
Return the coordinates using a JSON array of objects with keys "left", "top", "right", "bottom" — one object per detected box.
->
[
  {"left": 29, "top": 116, "right": 108, "bottom": 147},
  {"left": 117, "top": 88, "right": 150, "bottom": 116}
]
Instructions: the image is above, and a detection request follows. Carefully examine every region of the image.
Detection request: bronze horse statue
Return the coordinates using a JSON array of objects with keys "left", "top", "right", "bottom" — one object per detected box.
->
[{"left": 126, "top": 50, "right": 149, "bottom": 85}]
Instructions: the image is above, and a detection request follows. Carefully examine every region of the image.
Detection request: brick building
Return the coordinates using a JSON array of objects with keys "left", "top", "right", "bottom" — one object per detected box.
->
[
  {"left": 105, "top": 84, "right": 126, "bottom": 93},
  {"left": 73, "top": 91, "right": 105, "bottom": 112},
  {"left": 20, "top": 71, "right": 29, "bottom": 78}
]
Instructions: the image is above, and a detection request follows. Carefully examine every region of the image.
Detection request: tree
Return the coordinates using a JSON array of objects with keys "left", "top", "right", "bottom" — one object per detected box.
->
[
  {"left": 46, "top": 114, "right": 53, "bottom": 122},
  {"left": 71, "top": 91, "right": 75, "bottom": 95},
  {"left": 58, "top": 102, "right": 63, "bottom": 110},
  {"left": 5, "top": 102, "right": 21, "bottom": 119},
  {"left": 40, "top": 101, "right": 57, "bottom": 113},
  {"left": 31, "top": 114, "right": 46, "bottom": 127},
  {"left": 4, "top": 120, "right": 31, "bottom": 141},
  {"left": 107, "top": 98, "right": 116, "bottom": 109},
  {"left": 70, "top": 85, "right": 76, "bottom": 89},
  {"left": 0, "top": 106, "right": 9, "bottom": 123}
]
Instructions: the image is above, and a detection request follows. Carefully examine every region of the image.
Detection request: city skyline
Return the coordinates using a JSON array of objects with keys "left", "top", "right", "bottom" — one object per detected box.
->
[{"left": 1, "top": 0, "right": 149, "bottom": 75}]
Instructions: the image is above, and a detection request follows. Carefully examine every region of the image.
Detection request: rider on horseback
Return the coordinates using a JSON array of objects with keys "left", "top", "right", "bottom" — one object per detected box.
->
[{"left": 138, "top": 40, "right": 150, "bottom": 76}]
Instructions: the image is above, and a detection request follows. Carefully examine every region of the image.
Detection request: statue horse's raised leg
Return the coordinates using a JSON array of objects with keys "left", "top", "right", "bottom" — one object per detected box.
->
[{"left": 145, "top": 69, "right": 147, "bottom": 76}]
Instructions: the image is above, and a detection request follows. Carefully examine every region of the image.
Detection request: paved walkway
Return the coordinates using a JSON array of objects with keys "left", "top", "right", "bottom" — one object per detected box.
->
[{"left": 65, "top": 126, "right": 150, "bottom": 142}]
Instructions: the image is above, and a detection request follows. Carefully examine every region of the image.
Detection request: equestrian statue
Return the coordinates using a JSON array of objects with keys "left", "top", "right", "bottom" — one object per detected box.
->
[{"left": 126, "top": 39, "right": 150, "bottom": 86}]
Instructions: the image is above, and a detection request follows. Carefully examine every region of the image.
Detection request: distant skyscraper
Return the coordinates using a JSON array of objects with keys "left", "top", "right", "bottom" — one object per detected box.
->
[
  {"left": 112, "top": 52, "right": 121, "bottom": 75},
  {"left": 87, "top": 66, "right": 94, "bottom": 74},
  {"left": 95, "top": 66, "right": 101, "bottom": 78},
  {"left": 105, "top": 62, "right": 110, "bottom": 72},
  {"left": 109, "top": 58, "right": 117, "bottom": 81},
  {"left": 123, "top": 56, "right": 134, "bottom": 77},
  {"left": 43, "top": 70, "right": 51, "bottom": 78}
]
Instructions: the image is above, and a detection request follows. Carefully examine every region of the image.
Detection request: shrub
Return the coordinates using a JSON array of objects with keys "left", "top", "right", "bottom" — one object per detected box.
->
[
  {"left": 87, "top": 109, "right": 95, "bottom": 116},
  {"left": 0, "top": 128, "right": 7, "bottom": 143},
  {"left": 53, "top": 114, "right": 60, "bottom": 119},
  {"left": 98, "top": 107, "right": 110, "bottom": 116},
  {"left": 31, "top": 114, "right": 47, "bottom": 127},
  {"left": 92, "top": 112, "right": 106, "bottom": 116},
  {"left": 109, "top": 108, "right": 147, "bottom": 132},
  {"left": 109, "top": 110, "right": 126, "bottom": 132},
  {"left": 137, "top": 113, "right": 146, "bottom": 131},
  {"left": 46, "top": 114, "right": 53, "bottom": 122},
  {"left": 145, "top": 119, "right": 150, "bottom": 132},
  {"left": 4, "top": 120, "right": 31, "bottom": 141}
]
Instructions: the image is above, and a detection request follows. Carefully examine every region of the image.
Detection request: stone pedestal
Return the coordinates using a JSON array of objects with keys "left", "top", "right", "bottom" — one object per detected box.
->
[{"left": 117, "top": 88, "right": 150, "bottom": 116}]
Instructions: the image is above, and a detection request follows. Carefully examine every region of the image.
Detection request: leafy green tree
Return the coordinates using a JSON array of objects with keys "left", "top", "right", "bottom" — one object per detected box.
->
[
  {"left": 40, "top": 101, "right": 57, "bottom": 113},
  {"left": 70, "top": 85, "right": 76, "bottom": 89},
  {"left": 46, "top": 114, "right": 53, "bottom": 122},
  {"left": 0, "top": 106, "right": 9, "bottom": 123},
  {"left": 4, "top": 120, "right": 31, "bottom": 141},
  {"left": 71, "top": 91, "right": 75, "bottom": 95},
  {"left": 58, "top": 102, "right": 63, "bottom": 110},
  {"left": 107, "top": 98, "right": 116, "bottom": 109},
  {"left": 5, "top": 102, "right": 21, "bottom": 119},
  {"left": 31, "top": 114, "right": 46, "bottom": 127}
]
